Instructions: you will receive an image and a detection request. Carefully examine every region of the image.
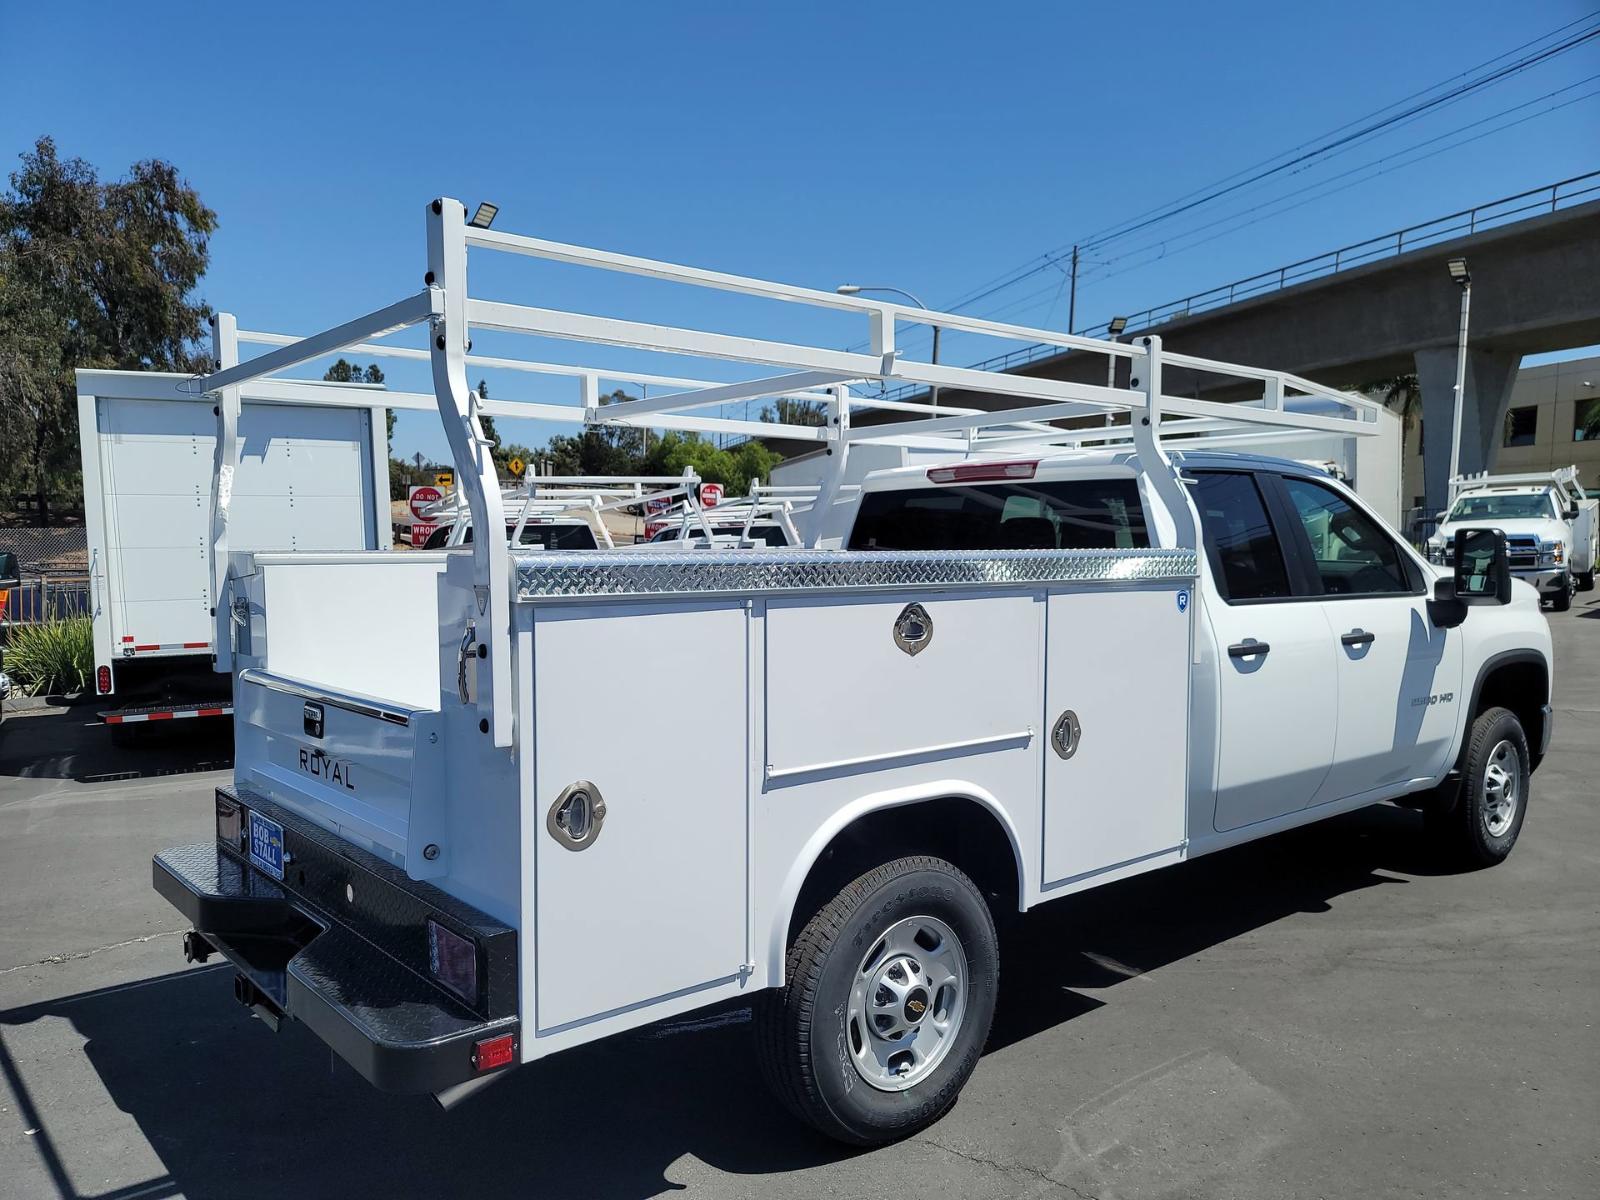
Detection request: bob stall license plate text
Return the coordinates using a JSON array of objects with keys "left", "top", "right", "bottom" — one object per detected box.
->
[{"left": 247, "top": 810, "right": 285, "bottom": 880}]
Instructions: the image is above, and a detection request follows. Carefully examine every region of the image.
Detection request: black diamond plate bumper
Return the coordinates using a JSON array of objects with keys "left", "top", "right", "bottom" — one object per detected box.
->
[{"left": 153, "top": 787, "right": 520, "bottom": 1094}]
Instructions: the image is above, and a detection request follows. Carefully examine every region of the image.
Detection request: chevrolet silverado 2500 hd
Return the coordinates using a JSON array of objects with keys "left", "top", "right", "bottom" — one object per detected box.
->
[{"left": 149, "top": 200, "right": 1552, "bottom": 1146}]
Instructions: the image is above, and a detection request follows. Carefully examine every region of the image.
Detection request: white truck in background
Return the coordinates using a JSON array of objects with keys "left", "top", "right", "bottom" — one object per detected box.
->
[
  {"left": 76, "top": 370, "right": 391, "bottom": 729},
  {"left": 148, "top": 201, "right": 1553, "bottom": 1147},
  {"left": 1426, "top": 467, "right": 1597, "bottom": 611}
]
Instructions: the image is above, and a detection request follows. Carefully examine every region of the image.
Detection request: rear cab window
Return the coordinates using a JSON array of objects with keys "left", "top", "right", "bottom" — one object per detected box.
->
[
  {"left": 1187, "top": 472, "right": 1292, "bottom": 601},
  {"left": 847, "top": 478, "right": 1148, "bottom": 551}
]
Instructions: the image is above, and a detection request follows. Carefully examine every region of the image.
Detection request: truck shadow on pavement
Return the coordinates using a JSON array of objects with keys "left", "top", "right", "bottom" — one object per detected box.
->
[
  {"left": 1, "top": 804, "right": 1443, "bottom": 1200},
  {"left": 0, "top": 707, "right": 232, "bottom": 783}
]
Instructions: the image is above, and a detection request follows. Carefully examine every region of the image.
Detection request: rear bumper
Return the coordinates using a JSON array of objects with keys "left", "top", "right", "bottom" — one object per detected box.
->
[{"left": 153, "top": 787, "right": 519, "bottom": 1094}]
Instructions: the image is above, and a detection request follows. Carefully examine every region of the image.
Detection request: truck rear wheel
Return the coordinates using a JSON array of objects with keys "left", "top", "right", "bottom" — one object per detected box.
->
[
  {"left": 1427, "top": 706, "right": 1529, "bottom": 869},
  {"left": 756, "top": 855, "right": 998, "bottom": 1146}
]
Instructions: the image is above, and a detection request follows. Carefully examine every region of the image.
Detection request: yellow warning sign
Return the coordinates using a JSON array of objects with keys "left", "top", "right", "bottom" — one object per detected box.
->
[
  {"left": 508, "top": 457, "right": 526, "bottom": 478},
  {"left": 434, "top": 471, "right": 454, "bottom": 488}
]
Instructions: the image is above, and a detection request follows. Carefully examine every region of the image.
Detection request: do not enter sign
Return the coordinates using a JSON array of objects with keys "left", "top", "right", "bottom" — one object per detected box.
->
[
  {"left": 699, "top": 482, "right": 724, "bottom": 508},
  {"left": 409, "top": 484, "right": 443, "bottom": 521}
]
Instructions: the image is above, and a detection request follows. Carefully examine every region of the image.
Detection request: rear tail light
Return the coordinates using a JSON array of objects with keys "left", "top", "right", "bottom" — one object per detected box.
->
[
  {"left": 926, "top": 459, "right": 1038, "bottom": 484},
  {"left": 96, "top": 665, "right": 112, "bottom": 694},
  {"left": 427, "top": 917, "right": 480, "bottom": 1006}
]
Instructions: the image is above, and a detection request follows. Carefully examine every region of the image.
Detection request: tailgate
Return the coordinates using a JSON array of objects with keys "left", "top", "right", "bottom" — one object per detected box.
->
[{"left": 232, "top": 668, "right": 447, "bottom": 880}]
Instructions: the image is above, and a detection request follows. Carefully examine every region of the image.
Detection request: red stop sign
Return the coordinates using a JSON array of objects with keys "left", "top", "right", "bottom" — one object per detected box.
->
[{"left": 409, "top": 484, "right": 443, "bottom": 521}]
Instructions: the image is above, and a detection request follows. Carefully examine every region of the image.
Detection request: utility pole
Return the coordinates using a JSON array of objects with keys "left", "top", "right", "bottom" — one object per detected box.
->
[
  {"left": 1067, "top": 244, "right": 1080, "bottom": 334},
  {"left": 1446, "top": 257, "right": 1472, "bottom": 504}
]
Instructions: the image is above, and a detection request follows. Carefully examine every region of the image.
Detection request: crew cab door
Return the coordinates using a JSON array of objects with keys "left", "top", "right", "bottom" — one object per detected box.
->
[
  {"left": 1189, "top": 471, "right": 1338, "bottom": 832},
  {"left": 1267, "top": 473, "right": 1463, "bottom": 803}
]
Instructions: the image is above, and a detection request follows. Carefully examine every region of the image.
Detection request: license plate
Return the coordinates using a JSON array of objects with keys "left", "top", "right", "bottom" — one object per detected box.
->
[{"left": 247, "top": 810, "right": 285, "bottom": 880}]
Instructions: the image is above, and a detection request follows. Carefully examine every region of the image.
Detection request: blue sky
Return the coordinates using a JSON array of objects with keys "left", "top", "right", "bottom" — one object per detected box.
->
[{"left": 3, "top": 1, "right": 1597, "bottom": 463}]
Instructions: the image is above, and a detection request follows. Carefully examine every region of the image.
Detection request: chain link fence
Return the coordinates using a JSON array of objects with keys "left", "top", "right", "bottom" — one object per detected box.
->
[{"left": 1, "top": 526, "right": 90, "bottom": 627}]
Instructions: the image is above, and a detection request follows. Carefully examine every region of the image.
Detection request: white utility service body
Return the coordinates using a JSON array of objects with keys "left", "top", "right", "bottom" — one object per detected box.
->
[
  {"left": 76, "top": 367, "right": 388, "bottom": 722},
  {"left": 1426, "top": 467, "right": 1598, "bottom": 609},
  {"left": 152, "top": 199, "right": 1553, "bottom": 1142}
]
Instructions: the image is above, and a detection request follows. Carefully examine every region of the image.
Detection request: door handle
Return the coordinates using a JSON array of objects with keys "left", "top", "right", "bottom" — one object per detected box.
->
[
  {"left": 1228, "top": 641, "right": 1270, "bottom": 658},
  {"left": 1340, "top": 630, "right": 1376, "bottom": 648}
]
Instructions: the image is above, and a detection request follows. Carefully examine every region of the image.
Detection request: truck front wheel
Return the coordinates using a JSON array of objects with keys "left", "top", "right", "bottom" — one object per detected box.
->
[
  {"left": 1578, "top": 569, "right": 1595, "bottom": 593},
  {"left": 1427, "top": 706, "right": 1530, "bottom": 869},
  {"left": 1549, "top": 580, "right": 1573, "bottom": 612},
  {"left": 757, "top": 855, "right": 999, "bottom": 1145}
]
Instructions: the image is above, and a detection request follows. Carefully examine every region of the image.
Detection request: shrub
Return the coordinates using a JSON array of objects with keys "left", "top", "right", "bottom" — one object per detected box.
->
[{"left": 6, "top": 612, "right": 93, "bottom": 696}]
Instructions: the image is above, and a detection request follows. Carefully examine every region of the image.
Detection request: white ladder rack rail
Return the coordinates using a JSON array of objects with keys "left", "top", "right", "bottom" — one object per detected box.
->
[
  {"left": 196, "top": 195, "right": 1386, "bottom": 749},
  {"left": 1451, "top": 466, "right": 1588, "bottom": 505},
  {"left": 646, "top": 483, "right": 834, "bottom": 546},
  {"left": 420, "top": 471, "right": 710, "bottom": 549}
]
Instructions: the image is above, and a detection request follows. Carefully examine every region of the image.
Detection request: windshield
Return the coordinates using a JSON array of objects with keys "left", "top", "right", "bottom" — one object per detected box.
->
[{"left": 1446, "top": 493, "right": 1555, "bottom": 522}]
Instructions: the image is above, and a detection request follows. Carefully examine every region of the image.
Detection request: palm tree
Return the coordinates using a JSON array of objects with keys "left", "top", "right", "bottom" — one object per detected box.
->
[{"left": 1363, "top": 373, "right": 1421, "bottom": 460}]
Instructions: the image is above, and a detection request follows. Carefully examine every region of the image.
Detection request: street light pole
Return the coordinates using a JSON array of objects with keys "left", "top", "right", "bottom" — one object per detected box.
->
[
  {"left": 1446, "top": 258, "right": 1472, "bottom": 504},
  {"left": 837, "top": 284, "right": 940, "bottom": 413},
  {"left": 1104, "top": 316, "right": 1128, "bottom": 427}
]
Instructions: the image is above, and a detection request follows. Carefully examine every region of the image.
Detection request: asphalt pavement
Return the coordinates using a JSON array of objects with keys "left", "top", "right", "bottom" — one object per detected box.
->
[{"left": 2, "top": 601, "right": 1597, "bottom": 1200}]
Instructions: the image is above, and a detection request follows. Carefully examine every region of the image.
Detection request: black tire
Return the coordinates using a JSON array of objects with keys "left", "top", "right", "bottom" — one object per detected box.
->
[
  {"left": 756, "top": 855, "right": 999, "bottom": 1146},
  {"left": 1426, "top": 706, "right": 1529, "bottom": 869},
  {"left": 1549, "top": 583, "right": 1572, "bottom": 612},
  {"left": 1578, "top": 569, "right": 1595, "bottom": 593}
]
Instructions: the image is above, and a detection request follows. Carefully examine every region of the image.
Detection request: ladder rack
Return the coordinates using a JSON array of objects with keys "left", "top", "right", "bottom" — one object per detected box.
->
[
  {"left": 196, "top": 196, "right": 1387, "bottom": 747},
  {"left": 420, "top": 470, "right": 708, "bottom": 549}
]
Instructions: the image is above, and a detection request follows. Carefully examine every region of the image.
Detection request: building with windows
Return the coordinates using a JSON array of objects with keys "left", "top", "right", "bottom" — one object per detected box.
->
[{"left": 1403, "top": 353, "right": 1600, "bottom": 516}]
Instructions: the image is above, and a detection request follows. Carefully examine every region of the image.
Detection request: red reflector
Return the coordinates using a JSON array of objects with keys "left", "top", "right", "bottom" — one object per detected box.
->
[
  {"left": 927, "top": 459, "right": 1038, "bottom": 484},
  {"left": 96, "top": 666, "right": 112, "bottom": 694},
  {"left": 474, "top": 1033, "right": 515, "bottom": 1072}
]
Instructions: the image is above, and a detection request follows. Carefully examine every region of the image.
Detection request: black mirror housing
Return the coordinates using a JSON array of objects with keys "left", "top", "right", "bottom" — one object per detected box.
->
[{"left": 1451, "top": 527, "right": 1513, "bottom": 605}]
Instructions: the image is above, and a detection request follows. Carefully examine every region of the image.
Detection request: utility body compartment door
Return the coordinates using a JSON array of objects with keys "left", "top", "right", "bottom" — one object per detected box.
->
[
  {"left": 1041, "top": 586, "right": 1190, "bottom": 886},
  {"left": 530, "top": 601, "right": 749, "bottom": 1034}
]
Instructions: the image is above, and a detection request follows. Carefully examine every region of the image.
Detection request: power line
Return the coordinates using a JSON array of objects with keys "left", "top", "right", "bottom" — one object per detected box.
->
[
  {"left": 1070, "top": 73, "right": 1600, "bottom": 296},
  {"left": 931, "top": 14, "right": 1600, "bottom": 316}
]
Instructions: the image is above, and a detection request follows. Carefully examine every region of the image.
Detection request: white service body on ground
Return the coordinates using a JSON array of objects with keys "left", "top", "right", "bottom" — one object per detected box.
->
[
  {"left": 76, "top": 371, "right": 388, "bottom": 718},
  {"left": 149, "top": 199, "right": 1553, "bottom": 1144}
]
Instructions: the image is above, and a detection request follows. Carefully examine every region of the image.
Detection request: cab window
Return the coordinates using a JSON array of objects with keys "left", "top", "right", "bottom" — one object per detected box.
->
[
  {"left": 1278, "top": 476, "right": 1412, "bottom": 595},
  {"left": 1188, "top": 472, "right": 1291, "bottom": 602},
  {"left": 848, "top": 479, "right": 1148, "bottom": 551}
]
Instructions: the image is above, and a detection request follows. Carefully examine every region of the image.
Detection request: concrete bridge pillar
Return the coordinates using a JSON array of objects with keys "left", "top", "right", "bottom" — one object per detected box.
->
[{"left": 1414, "top": 345, "right": 1522, "bottom": 514}]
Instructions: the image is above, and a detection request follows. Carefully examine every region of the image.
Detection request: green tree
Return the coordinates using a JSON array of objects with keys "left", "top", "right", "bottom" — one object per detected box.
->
[
  {"left": 761, "top": 397, "right": 828, "bottom": 427},
  {"left": 0, "top": 137, "right": 215, "bottom": 521},
  {"left": 1363, "top": 373, "right": 1421, "bottom": 465}
]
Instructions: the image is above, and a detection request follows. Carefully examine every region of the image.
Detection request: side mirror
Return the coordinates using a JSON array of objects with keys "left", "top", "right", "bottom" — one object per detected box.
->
[
  {"left": 1428, "top": 578, "right": 1467, "bottom": 629},
  {"left": 1567, "top": 505, "right": 1580, "bottom": 520},
  {"left": 1452, "top": 527, "right": 1512, "bottom": 606}
]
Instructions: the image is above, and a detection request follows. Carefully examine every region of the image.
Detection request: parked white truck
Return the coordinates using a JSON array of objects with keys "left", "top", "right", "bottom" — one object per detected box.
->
[
  {"left": 1426, "top": 467, "right": 1597, "bottom": 612},
  {"left": 76, "top": 369, "right": 390, "bottom": 727},
  {"left": 151, "top": 201, "right": 1553, "bottom": 1146}
]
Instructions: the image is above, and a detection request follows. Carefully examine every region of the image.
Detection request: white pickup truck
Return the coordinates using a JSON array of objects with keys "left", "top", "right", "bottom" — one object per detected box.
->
[
  {"left": 150, "top": 201, "right": 1554, "bottom": 1146},
  {"left": 1426, "top": 468, "right": 1597, "bottom": 611}
]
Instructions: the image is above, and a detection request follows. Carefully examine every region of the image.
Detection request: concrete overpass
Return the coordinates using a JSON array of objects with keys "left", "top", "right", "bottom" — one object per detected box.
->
[{"left": 888, "top": 177, "right": 1600, "bottom": 511}]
